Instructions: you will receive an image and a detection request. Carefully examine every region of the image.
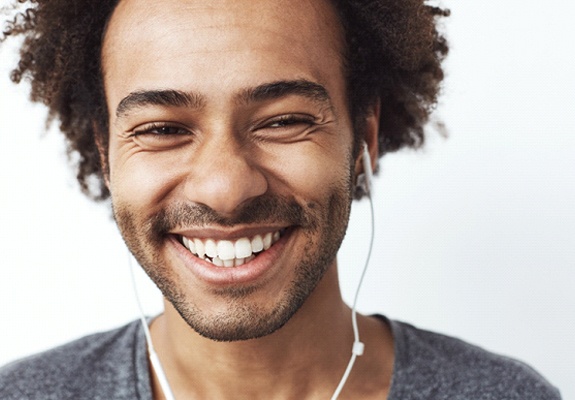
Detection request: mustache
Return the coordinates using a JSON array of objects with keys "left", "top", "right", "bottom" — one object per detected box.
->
[{"left": 149, "top": 194, "right": 315, "bottom": 236}]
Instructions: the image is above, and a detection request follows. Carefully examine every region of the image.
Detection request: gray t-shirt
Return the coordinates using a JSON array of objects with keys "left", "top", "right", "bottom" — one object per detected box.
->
[{"left": 0, "top": 317, "right": 561, "bottom": 399}]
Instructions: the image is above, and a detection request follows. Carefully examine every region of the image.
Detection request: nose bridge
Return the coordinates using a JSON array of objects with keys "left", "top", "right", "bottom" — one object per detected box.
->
[{"left": 184, "top": 132, "right": 267, "bottom": 215}]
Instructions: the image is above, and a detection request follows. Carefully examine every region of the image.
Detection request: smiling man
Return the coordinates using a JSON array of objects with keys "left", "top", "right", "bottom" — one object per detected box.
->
[{"left": 0, "top": 0, "right": 561, "bottom": 399}]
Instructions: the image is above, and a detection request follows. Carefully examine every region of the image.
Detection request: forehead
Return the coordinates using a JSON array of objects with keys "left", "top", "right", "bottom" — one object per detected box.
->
[{"left": 101, "top": 0, "right": 345, "bottom": 101}]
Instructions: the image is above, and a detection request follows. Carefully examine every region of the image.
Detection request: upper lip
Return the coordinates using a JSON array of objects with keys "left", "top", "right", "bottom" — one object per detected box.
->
[{"left": 171, "top": 225, "right": 290, "bottom": 241}]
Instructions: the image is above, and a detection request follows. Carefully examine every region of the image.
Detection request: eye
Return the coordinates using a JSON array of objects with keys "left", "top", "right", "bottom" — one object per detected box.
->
[
  {"left": 261, "top": 114, "right": 316, "bottom": 130},
  {"left": 252, "top": 114, "right": 319, "bottom": 143},
  {"left": 131, "top": 122, "right": 190, "bottom": 137},
  {"left": 128, "top": 122, "right": 193, "bottom": 150}
]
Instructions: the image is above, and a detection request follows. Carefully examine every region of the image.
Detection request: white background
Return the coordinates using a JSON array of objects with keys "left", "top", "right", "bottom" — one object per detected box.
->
[{"left": 1, "top": 0, "right": 574, "bottom": 397}]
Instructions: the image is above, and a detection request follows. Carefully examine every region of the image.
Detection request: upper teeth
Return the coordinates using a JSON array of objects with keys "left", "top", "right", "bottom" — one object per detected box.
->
[{"left": 181, "top": 231, "right": 282, "bottom": 267}]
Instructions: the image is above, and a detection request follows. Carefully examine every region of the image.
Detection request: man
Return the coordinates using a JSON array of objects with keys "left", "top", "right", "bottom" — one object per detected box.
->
[{"left": 0, "top": 0, "right": 561, "bottom": 399}]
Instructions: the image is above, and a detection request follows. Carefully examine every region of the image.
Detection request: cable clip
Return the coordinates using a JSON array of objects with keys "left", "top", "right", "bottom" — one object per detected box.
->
[{"left": 352, "top": 341, "right": 365, "bottom": 356}]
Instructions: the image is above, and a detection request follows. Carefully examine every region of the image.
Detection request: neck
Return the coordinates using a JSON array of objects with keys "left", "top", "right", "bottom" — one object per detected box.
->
[{"left": 149, "top": 264, "right": 393, "bottom": 399}]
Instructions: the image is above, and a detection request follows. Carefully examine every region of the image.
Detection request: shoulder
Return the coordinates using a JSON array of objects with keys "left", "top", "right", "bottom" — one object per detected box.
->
[
  {"left": 387, "top": 318, "right": 562, "bottom": 400},
  {"left": 0, "top": 320, "right": 149, "bottom": 400}
]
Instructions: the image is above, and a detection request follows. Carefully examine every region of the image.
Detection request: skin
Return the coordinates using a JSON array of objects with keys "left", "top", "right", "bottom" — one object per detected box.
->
[{"left": 101, "top": 0, "right": 392, "bottom": 398}]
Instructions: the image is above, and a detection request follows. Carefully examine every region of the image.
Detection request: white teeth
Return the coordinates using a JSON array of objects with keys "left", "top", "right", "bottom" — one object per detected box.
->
[
  {"left": 182, "top": 229, "right": 285, "bottom": 267},
  {"left": 194, "top": 239, "right": 205, "bottom": 258},
  {"left": 205, "top": 239, "right": 217, "bottom": 258},
  {"left": 187, "top": 238, "right": 196, "bottom": 254},
  {"left": 251, "top": 235, "right": 264, "bottom": 253},
  {"left": 263, "top": 232, "right": 272, "bottom": 250},
  {"left": 234, "top": 238, "right": 252, "bottom": 258},
  {"left": 217, "top": 240, "right": 235, "bottom": 261}
]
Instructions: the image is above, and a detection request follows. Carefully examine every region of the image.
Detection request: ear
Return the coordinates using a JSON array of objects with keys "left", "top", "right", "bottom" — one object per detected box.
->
[
  {"left": 364, "top": 99, "right": 380, "bottom": 172},
  {"left": 93, "top": 121, "right": 111, "bottom": 189},
  {"left": 355, "top": 99, "right": 380, "bottom": 175}
]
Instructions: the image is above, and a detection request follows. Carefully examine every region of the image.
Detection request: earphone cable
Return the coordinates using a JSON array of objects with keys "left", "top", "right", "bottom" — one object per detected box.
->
[
  {"left": 330, "top": 191, "right": 375, "bottom": 400},
  {"left": 129, "top": 254, "right": 176, "bottom": 400}
]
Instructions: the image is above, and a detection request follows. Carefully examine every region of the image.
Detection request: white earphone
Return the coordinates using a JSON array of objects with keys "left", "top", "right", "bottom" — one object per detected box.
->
[
  {"left": 361, "top": 141, "right": 374, "bottom": 196},
  {"left": 330, "top": 140, "right": 375, "bottom": 399}
]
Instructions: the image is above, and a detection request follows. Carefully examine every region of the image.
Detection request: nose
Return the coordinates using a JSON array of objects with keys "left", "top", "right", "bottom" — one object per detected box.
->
[{"left": 183, "top": 136, "right": 268, "bottom": 216}]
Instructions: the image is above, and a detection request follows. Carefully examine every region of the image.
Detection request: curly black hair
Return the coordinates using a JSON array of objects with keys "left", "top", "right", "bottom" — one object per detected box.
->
[{"left": 1, "top": 0, "right": 449, "bottom": 201}]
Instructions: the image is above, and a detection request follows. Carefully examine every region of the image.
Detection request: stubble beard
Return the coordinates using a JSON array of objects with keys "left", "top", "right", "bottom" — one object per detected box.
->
[{"left": 113, "top": 176, "right": 353, "bottom": 342}]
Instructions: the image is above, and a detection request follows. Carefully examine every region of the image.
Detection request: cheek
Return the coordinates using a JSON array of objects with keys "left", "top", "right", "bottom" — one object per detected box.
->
[
  {"left": 263, "top": 142, "right": 353, "bottom": 203},
  {"left": 108, "top": 145, "right": 186, "bottom": 212}
]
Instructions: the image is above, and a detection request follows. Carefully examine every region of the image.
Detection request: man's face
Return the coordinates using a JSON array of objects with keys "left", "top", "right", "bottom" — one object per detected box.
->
[{"left": 102, "top": 0, "right": 357, "bottom": 341}]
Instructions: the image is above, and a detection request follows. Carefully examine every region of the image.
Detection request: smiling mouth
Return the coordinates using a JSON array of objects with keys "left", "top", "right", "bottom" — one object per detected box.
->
[{"left": 179, "top": 228, "right": 287, "bottom": 268}]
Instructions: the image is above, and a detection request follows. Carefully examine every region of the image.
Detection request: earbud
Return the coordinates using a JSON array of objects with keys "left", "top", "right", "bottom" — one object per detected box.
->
[{"left": 360, "top": 141, "right": 373, "bottom": 196}]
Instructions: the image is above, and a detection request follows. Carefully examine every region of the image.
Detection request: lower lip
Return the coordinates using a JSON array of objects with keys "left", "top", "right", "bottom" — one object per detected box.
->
[{"left": 168, "top": 230, "right": 292, "bottom": 286}]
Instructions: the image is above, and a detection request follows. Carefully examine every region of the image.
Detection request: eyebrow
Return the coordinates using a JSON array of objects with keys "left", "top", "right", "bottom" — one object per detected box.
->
[
  {"left": 236, "top": 79, "right": 331, "bottom": 106},
  {"left": 115, "top": 79, "right": 331, "bottom": 119},
  {"left": 116, "top": 89, "right": 205, "bottom": 118}
]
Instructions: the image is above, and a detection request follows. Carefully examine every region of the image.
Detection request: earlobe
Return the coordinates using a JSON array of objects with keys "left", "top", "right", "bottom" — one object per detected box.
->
[
  {"left": 353, "top": 100, "right": 380, "bottom": 198},
  {"left": 364, "top": 99, "right": 380, "bottom": 173},
  {"left": 354, "top": 99, "right": 380, "bottom": 177}
]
